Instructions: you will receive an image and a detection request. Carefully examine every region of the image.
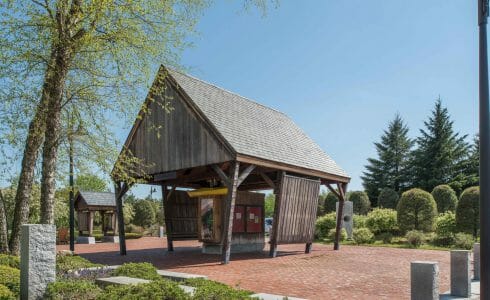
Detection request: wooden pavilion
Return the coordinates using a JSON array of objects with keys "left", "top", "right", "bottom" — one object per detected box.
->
[
  {"left": 74, "top": 191, "right": 118, "bottom": 238},
  {"left": 112, "top": 66, "right": 350, "bottom": 264}
]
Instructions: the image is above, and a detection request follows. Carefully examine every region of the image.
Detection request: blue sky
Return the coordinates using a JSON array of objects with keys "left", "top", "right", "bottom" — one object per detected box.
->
[{"left": 131, "top": 0, "right": 479, "bottom": 198}]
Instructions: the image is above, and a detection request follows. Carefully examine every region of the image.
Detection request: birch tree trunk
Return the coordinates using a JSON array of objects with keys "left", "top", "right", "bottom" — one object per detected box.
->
[{"left": 0, "top": 190, "right": 9, "bottom": 253}]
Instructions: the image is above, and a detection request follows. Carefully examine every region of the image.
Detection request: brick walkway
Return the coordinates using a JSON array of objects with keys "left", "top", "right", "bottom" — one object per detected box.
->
[{"left": 58, "top": 237, "right": 450, "bottom": 299}]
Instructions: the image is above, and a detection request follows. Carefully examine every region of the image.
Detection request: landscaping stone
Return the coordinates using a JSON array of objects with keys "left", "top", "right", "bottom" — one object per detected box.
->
[
  {"left": 178, "top": 285, "right": 196, "bottom": 296},
  {"left": 410, "top": 261, "right": 439, "bottom": 300},
  {"left": 76, "top": 236, "right": 95, "bottom": 244},
  {"left": 251, "top": 292, "right": 307, "bottom": 300},
  {"left": 20, "top": 224, "right": 56, "bottom": 300},
  {"left": 473, "top": 243, "right": 480, "bottom": 280},
  {"left": 450, "top": 250, "right": 471, "bottom": 297},
  {"left": 95, "top": 276, "right": 150, "bottom": 288},
  {"left": 157, "top": 270, "right": 207, "bottom": 281}
]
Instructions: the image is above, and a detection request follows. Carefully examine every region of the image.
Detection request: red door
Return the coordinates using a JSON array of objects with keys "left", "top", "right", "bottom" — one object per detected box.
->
[
  {"left": 232, "top": 205, "right": 245, "bottom": 232},
  {"left": 246, "top": 206, "right": 263, "bottom": 233}
]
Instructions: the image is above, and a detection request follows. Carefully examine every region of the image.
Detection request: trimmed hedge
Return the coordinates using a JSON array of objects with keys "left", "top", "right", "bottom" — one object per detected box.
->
[
  {"left": 185, "top": 278, "right": 253, "bottom": 300},
  {"left": 328, "top": 228, "right": 347, "bottom": 241},
  {"left": 315, "top": 212, "right": 337, "bottom": 239},
  {"left": 456, "top": 186, "right": 480, "bottom": 237},
  {"left": 0, "top": 284, "right": 15, "bottom": 300},
  {"left": 365, "top": 208, "right": 397, "bottom": 234},
  {"left": 45, "top": 280, "right": 102, "bottom": 300},
  {"left": 0, "top": 254, "right": 19, "bottom": 269},
  {"left": 353, "top": 214, "right": 367, "bottom": 228},
  {"left": 97, "top": 280, "right": 189, "bottom": 300},
  {"left": 406, "top": 230, "right": 424, "bottom": 248},
  {"left": 56, "top": 254, "right": 101, "bottom": 273},
  {"left": 431, "top": 185, "right": 457, "bottom": 213},
  {"left": 111, "top": 262, "right": 160, "bottom": 281},
  {"left": 353, "top": 228, "right": 374, "bottom": 244},
  {"left": 397, "top": 188, "right": 437, "bottom": 232},
  {"left": 0, "top": 265, "right": 20, "bottom": 296},
  {"left": 453, "top": 233, "right": 474, "bottom": 250},
  {"left": 433, "top": 212, "right": 457, "bottom": 246},
  {"left": 378, "top": 188, "right": 399, "bottom": 209},
  {"left": 348, "top": 191, "right": 371, "bottom": 215}
]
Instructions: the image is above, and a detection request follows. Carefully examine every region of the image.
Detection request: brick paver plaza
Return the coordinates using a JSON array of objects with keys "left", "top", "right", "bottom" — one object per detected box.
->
[{"left": 58, "top": 237, "right": 451, "bottom": 299}]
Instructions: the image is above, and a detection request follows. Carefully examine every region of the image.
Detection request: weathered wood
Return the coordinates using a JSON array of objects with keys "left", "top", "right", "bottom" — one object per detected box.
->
[
  {"left": 211, "top": 164, "right": 231, "bottom": 187},
  {"left": 237, "top": 165, "right": 256, "bottom": 186},
  {"left": 161, "top": 186, "right": 173, "bottom": 251},
  {"left": 166, "top": 190, "right": 198, "bottom": 241},
  {"left": 114, "top": 182, "right": 127, "bottom": 255},
  {"left": 221, "top": 161, "right": 240, "bottom": 264},
  {"left": 326, "top": 184, "right": 340, "bottom": 199},
  {"left": 334, "top": 182, "right": 348, "bottom": 251},
  {"left": 270, "top": 171, "right": 285, "bottom": 257},
  {"left": 259, "top": 172, "right": 276, "bottom": 189}
]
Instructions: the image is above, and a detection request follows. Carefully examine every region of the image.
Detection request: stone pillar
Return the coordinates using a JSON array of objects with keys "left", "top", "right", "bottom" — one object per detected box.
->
[
  {"left": 410, "top": 261, "right": 439, "bottom": 300},
  {"left": 112, "top": 213, "right": 118, "bottom": 235},
  {"left": 20, "top": 224, "right": 56, "bottom": 300},
  {"left": 336, "top": 201, "right": 353, "bottom": 239},
  {"left": 450, "top": 250, "right": 471, "bottom": 297},
  {"left": 159, "top": 226, "right": 164, "bottom": 238},
  {"left": 88, "top": 211, "right": 94, "bottom": 236},
  {"left": 474, "top": 243, "right": 480, "bottom": 280}
]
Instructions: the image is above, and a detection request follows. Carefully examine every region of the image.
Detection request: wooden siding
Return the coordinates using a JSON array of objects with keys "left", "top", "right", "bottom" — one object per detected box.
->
[
  {"left": 128, "top": 79, "right": 233, "bottom": 175},
  {"left": 165, "top": 191, "right": 198, "bottom": 240},
  {"left": 275, "top": 175, "right": 320, "bottom": 244}
]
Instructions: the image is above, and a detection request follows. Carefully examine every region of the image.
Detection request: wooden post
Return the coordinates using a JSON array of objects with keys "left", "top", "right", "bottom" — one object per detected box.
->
[
  {"left": 115, "top": 182, "right": 127, "bottom": 255},
  {"left": 334, "top": 182, "right": 347, "bottom": 250},
  {"left": 112, "top": 213, "right": 118, "bottom": 235},
  {"left": 101, "top": 211, "right": 106, "bottom": 236},
  {"left": 221, "top": 161, "right": 240, "bottom": 264},
  {"left": 305, "top": 242, "right": 312, "bottom": 254},
  {"left": 88, "top": 211, "right": 94, "bottom": 237},
  {"left": 161, "top": 185, "right": 174, "bottom": 251},
  {"left": 269, "top": 171, "right": 285, "bottom": 258}
]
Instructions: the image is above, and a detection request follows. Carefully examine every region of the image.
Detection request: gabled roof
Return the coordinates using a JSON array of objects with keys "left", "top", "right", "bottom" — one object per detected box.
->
[
  {"left": 167, "top": 69, "right": 349, "bottom": 180},
  {"left": 76, "top": 191, "right": 116, "bottom": 207}
]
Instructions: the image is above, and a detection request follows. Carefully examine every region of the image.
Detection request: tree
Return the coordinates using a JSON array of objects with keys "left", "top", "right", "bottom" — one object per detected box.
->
[
  {"left": 431, "top": 185, "right": 457, "bottom": 213},
  {"left": 362, "top": 114, "right": 413, "bottom": 205},
  {"left": 410, "top": 98, "right": 469, "bottom": 191},
  {"left": 348, "top": 191, "right": 371, "bottom": 215},
  {"left": 0, "top": 190, "right": 8, "bottom": 253},
  {"left": 133, "top": 200, "right": 156, "bottom": 228},
  {"left": 377, "top": 188, "right": 399, "bottom": 209},
  {"left": 397, "top": 188, "right": 437, "bottom": 232},
  {"left": 75, "top": 174, "right": 107, "bottom": 192},
  {"left": 455, "top": 186, "right": 480, "bottom": 237},
  {"left": 264, "top": 194, "right": 275, "bottom": 218},
  {"left": 323, "top": 192, "right": 338, "bottom": 214}
]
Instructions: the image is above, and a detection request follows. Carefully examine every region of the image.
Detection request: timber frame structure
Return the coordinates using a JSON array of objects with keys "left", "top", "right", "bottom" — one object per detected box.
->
[{"left": 112, "top": 66, "right": 350, "bottom": 264}]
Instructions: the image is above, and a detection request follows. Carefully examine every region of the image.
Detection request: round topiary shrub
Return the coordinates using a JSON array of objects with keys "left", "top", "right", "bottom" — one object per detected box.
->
[
  {"left": 315, "top": 212, "right": 337, "bottom": 239},
  {"left": 456, "top": 186, "right": 480, "bottom": 237},
  {"left": 186, "top": 278, "right": 253, "bottom": 299},
  {"left": 0, "top": 254, "right": 19, "bottom": 269},
  {"left": 323, "top": 192, "right": 339, "bottom": 213},
  {"left": 378, "top": 188, "right": 399, "bottom": 209},
  {"left": 406, "top": 230, "right": 425, "bottom": 248},
  {"left": 0, "top": 284, "right": 15, "bottom": 300},
  {"left": 45, "top": 280, "right": 102, "bottom": 300},
  {"left": 328, "top": 228, "right": 347, "bottom": 241},
  {"left": 348, "top": 191, "right": 371, "bottom": 215},
  {"left": 99, "top": 280, "right": 189, "bottom": 300},
  {"left": 111, "top": 262, "right": 160, "bottom": 281},
  {"left": 397, "top": 188, "right": 437, "bottom": 233},
  {"left": 365, "top": 208, "right": 397, "bottom": 234},
  {"left": 453, "top": 233, "right": 475, "bottom": 250},
  {"left": 353, "top": 228, "right": 374, "bottom": 244},
  {"left": 431, "top": 185, "right": 457, "bottom": 213},
  {"left": 0, "top": 265, "right": 20, "bottom": 296},
  {"left": 353, "top": 214, "right": 367, "bottom": 228},
  {"left": 433, "top": 211, "right": 457, "bottom": 246}
]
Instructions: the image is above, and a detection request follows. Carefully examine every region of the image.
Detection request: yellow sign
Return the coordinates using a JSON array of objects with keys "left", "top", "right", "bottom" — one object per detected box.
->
[{"left": 187, "top": 187, "right": 228, "bottom": 198}]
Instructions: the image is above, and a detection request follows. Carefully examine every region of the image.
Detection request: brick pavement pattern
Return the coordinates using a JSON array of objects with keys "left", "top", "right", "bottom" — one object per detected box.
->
[{"left": 58, "top": 237, "right": 450, "bottom": 299}]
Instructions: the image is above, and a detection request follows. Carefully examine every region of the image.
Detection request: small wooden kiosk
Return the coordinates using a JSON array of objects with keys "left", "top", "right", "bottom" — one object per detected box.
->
[{"left": 112, "top": 66, "right": 350, "bottom": 263}]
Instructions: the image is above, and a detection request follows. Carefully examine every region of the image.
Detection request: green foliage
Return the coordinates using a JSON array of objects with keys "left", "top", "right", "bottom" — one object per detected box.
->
[
  {"left": 353, "top": 214, "right": 367, "bottom": 228},
  {"left": 315, "top": 212, "right": 337, "bottom": 239},
  {"left": 0, "top": 284, "right": 15, "bottom": 300},
  {"left": 133, "top": 200, "right": 156, "bottom": 228},
  {"left": 264, "top": 194, "right": 275, "bottom": 217},
  {"left": 328, "top": 228, "right": 347, "bottom": 241},
  {"left": 56, "top": 254, "right": 101, "bottom": 273},
  {"left": 123, "top": 203, "right": 135, "bottom": 225},
  {"left": 377, "top": 232, "right": 393, "bottom": 243},
  {"left": 362, "top": 114, "right": 413, "bottom": 205},
  {"left": 377, "top": 188, "right": 399, "bottom": 209},
  {"left": 453, "top": 233, "right": 475, "bottom": 250},
  {"left": 0, "top": 254, "right": 19, "bottom": 269},
  {"left": 406, "top": 230, "right": 425, "bottom": 248},
  {"left": 323, "top": 192, "right": 338, "bottom": 214},
  {"left": 76, "top": 174, "right": 108, "bottom": 192},
  {"left": 431, "top": 185, "right": 457, "bottom": 213},
  {"left": 348, "top": 191, "right": 371, "bottom": 215},
  {"left": 0, "top": 265, "right": 20, "bottom": 296},
  {"left": 45, "top": 280, "right": 102, "bottom": 300},
  {"left": 111, "top": 262, "right": 160, "bottom": 281},
  {"left": 397, "top": 188, "right": 437, "bottom": 232},
  {"left": 456, "top": 186, "right": 480, "bottom": 237},
  {"left": 435, "top": 212, "right": 456, "bottom": 239},
  {"left": 365, "top": 208, "right": 397, "bottom": 234},
  {"left": 353, "top": 228, "right": 374, "bottom": 244},
  {"left": 98, "top": 280, "right": 189, "bottom": 300},
  {"left": 185, "top": 278, "right": 253, "bottom": 300}
]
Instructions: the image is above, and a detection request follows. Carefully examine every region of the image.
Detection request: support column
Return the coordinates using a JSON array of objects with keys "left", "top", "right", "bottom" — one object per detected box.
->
[
  {"left": 221, "top": 161, "right": 240, "bottom": 264},
  {"left": 88, "top": 211, "right": 94, "bottom": 237},
  {"left": 115, "top": 182, "right": 127, "bottom": 255},
  {"left": 101, "top": 211, "right": 106, "bottom": 236},
  {"left": 112, "top": 213, "right": 118, "bottom": 235},
  {"left": 269, "top": 171, "right": 285, "bottom": 258},
  {"left": 161, "top": 185, "right": 173, "bottom": 252},
  {"left": 334, "top": 182, "right": 348, "bottom": 250}
]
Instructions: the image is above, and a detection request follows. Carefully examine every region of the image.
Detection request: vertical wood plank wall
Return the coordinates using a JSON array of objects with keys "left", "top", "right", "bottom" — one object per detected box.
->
[
  {"left": 275, "top": 175, "right": 320, "bottom": 244},
  {"left": 165, "top": 191, "right": 198, "bottom": 240}
]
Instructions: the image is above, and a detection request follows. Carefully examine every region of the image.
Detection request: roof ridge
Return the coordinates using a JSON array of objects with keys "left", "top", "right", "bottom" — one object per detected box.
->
[{"left": 168, "top": 68, "right": 288, "bottom": 117}]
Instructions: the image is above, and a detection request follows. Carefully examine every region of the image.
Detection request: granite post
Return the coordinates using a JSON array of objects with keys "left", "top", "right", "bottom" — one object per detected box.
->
[
  {"left": 20, "top": 224, "right": 56, "bottom": 300},
  {"left": 336, "top": 200, "right": 353, "bottom": 239},
  {"left": 410, "top": 261, "right": 439, "bottom": 300},
  {"left": 450, "top": 250, "right": 471, "bottom": 297},
  {"left": 474, "top": 243, "right": 480, "bottom": 280}
]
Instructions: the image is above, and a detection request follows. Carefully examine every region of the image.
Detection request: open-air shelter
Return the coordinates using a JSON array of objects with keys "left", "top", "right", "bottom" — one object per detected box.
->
[
  {"left": 112, "top": 66, "right": 350, "bottom": 264},
  {"left": 74, "top": 191, "right": 118, "bottom": 238}
]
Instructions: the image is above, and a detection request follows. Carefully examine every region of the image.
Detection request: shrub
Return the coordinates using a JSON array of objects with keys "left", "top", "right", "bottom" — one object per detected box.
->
[
  {"left": 406, "top": 230, "right": 425, "bottom": 248},
  {"left": 45, "top": 280, "right": 102, "bottom": 300},
  {"left": 111, "top": 262, "right": 160, "bottom": 281},
  {"left": 98, "top": 280, "right": 189, "bottom": 300},
  {"left": 348, "top": 191, "right": 371, "bottom": 215},
  {"left": 432, "top": 212, "right": 457, "bottom": 246},
  {"left": 0, "top": 284, "right": 15, "bottom": 300},
  {"left": 328, "top": 228, "right": 347, "bottom": 241},
  {"left": 133, "top": 200, "right": 156, "bottom": 228},
  {"left": 377, "top": 232, "right": 393, "bottom": 244},
  {"left": 378, "top": 188, "right": 399, "bottom": 209},
  {"left": 431, "top": 185, "right": 457, "bottom": 213},
  {"left": 353, "top": 214, "right": 367, "bottom": 228},
  {"left": 0, "top": 254, "right": 19, "bottom": 269},
  {"left": 365, "top": 208, "right": 397, "bottom": 234},
  {"left": 0, "top": 265, "right": 20, "bottom": 296},
  {"left": 456, "top": 186, "right": 480, "bottom": 237},
  {"left": 323, "top": 192, "right": 339, "bottom": 213},
  {"left": 56, "top": 254, "right": 101, "bottom": 273},
  {"left": 185, "top": 278, "right": 252, "bottom": 300},
  {"left": 353, "top": 228, "right": 374, "bottom": 244},
  {"left": 315, "top": 212, "right": 337, "bottom": 239},
  {"left": 397, "top": 188, "right": 437, "bottom": 233},
  {"left": 453, "top": 233, "right": 475, "bottom": 250}
]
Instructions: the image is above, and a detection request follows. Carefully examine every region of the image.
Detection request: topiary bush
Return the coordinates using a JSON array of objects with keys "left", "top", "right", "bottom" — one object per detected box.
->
[
  {"left": 111, "top": 262, "right": 160, "bottom": 281},
  {"left": 431, "top": 185, "right": 457, "bottom": 213},
  {"left": 453, "top": 233, "right": 475, "bottom": 250},
  {"left": 365, "top": 208, "right": 397, "bottom": 234},
  {"left": 405, "top": 230, "right": 425, "bottom": 248},
  {"left": 323, "top": 192, "right": 339, "bottom": 213},
  {"left": 433, "top": 211, "right": 457, "bottom": 246},
  {"left": 185, "top": 278, "right": 253, "bottom": 300},
  {"left": 353, "top": 214, "right": 367, "bottom": 229},
  {"left": 45, "top": 280, "right": 102, "bottom": 300},
  {"left": 348, "top": 191, "right": 371, "bottom": 215},
  {"left": 0, "top": 265, "right": 20, "bottom": 296},
  {"left": 456, "top": 186, "right": 480, "bottom": 237},
  {"left": 353, "top": 228, "right": 374, "bottom": 244},
  {"left": 315, "top": 212, "right": 337, "bottom": 239},
  {"left": 0, "top": 284, "right": 15, "bottom": 300},
  {"left": 378, "top": 188, "right": 399, "bottom": 209},
  {"left": 397, "top": 188, "right": 437, "bottom": 233},
  {"left": 98, "top": 280, "right": 189, "bottom": 300},
  {"left": 0, "top": 254, "right": 19, "bottom": 269},
  {"left": 328, "top": 228, "right": 347, "bottom": 241}
]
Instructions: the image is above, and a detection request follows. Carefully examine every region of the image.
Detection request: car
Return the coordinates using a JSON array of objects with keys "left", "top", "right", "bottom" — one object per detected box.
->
[{"left": 264, "top": 217, "right": 273, "bottom": 234}]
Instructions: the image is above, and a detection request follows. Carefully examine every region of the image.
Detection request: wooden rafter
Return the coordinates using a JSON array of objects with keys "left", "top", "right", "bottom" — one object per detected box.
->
[
  {"left": 211, "top": 164, "right": 231, "bottom": 187},
  {"left": 237, "top": 165, "right": 256, "bottom": 186},
  {"left": 259, "top": 172, "right": 276, "bottom": 189}
]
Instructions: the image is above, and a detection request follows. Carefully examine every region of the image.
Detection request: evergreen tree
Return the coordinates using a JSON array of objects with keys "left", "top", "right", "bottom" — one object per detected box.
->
[
  {"left": 362, "top": 114, "right": 413, "bottom": 205},
  {"left": 411, "top": 98, "right": 469, "bottom": 191}
]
